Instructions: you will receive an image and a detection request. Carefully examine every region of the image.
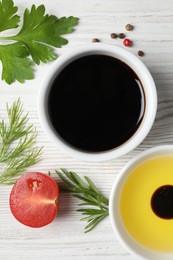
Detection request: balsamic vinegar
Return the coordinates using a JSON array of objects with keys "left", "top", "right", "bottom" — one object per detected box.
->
[{"left": 48, "top": 54, "right": 145, "bottom": 152}]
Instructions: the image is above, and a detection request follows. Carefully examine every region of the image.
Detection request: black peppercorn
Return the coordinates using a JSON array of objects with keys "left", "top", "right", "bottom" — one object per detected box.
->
[
  {"left": 125, "top": 24, "right": 134, "bottom": 31},
  {"left": 92, "top": 38, "right": 100, "bottom": 43},
  {"left": 118, "top": 33, "right": 126, "bottom": 39},
  {"left": 110, "top": 33, "right": 117, "bottom": 39},
  {"left": 138, "top": 50, "right": 144, "bottom": 57}
]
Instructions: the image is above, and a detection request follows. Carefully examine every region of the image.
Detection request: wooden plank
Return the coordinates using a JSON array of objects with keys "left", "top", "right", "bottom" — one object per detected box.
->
[{"left": 0, "top": 0, "right": 173, "bottom": 259}]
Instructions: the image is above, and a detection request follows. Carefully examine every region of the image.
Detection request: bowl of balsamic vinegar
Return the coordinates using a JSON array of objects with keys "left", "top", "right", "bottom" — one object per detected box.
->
[{"left": 38, "top": 44, "right": 157, "bottom": 162}]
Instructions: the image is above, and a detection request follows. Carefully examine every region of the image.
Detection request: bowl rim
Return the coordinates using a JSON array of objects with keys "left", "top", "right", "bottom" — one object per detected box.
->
[
  {"left": 109, "top": 145, "right": 173, "bottom": 259},
  {"left": 38, "top": 43, "right": 157, "bottom": 162}
]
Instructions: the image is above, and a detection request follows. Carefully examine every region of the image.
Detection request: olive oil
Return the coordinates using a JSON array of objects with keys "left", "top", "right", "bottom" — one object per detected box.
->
[
  {"left": 120, "top": 156, "right": 173, "bottom": 252},
  {"left": 48, "top": 54, "right": 145, "bottom": 152}
]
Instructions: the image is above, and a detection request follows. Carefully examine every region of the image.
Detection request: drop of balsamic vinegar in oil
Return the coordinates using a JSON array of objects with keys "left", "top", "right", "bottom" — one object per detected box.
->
[{"left": 151, "top": 185, "right": 173, "bottom": 219}]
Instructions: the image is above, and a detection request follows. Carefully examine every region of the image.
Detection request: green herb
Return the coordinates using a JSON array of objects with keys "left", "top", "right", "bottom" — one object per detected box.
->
[
  {"left": 56, "top": 169, "right": 109, "bottom": 233},
  {"left": 0, "top": 0, "right": 79, "bottom": 84},
  {"left": 0, "top": 0, "right": 20, "bottom": 32},
  {"left": 0, "top": 99, "right": 42, "bottom": 184},
  {"left": 0, "top": 43, "right": 34, "bottom": 84}
]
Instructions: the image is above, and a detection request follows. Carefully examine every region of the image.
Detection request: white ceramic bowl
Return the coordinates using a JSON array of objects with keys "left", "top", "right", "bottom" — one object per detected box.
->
[
  {"left": 109, "top": 145, "right": 173, "bottom": 260},
  {"left": 38, "top": 43, "right": 157, "bottom": 162}
]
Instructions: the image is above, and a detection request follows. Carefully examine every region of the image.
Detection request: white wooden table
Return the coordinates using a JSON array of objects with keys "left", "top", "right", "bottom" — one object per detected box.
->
[{"left": 0, "top": 0, "right": 173, "bottom": 259}]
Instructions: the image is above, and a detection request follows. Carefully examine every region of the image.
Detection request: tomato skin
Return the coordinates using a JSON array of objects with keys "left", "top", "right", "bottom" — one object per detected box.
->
[{"left": 10, "top": 172, "right": 59, "bottom": 228}]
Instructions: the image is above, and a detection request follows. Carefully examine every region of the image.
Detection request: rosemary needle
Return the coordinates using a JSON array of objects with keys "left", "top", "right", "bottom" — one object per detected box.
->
[{"left": 55, "top": 169, "right": 109, "bottom": 233}]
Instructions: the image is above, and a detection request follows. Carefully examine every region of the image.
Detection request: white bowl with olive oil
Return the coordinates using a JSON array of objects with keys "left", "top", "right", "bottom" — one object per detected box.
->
[{"left": 110, "top": 145, "right": 173, "bottom": 259}]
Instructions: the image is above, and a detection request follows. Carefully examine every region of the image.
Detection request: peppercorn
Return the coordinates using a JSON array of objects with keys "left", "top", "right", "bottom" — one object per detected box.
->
[
  {"left": 118, "top": 33, "right": 126, "bottom": 39},
  {"left": 138, "top": 50, "right": 144, "bottom": 56},
  {"left": 123, "top": 38, "right": 132, "bottom": 47},
  {"left": 92, "top": 38, "right": 100, "bottom": 43},
  {"left": 110, "top": 33, "right": 117, "bottom": 39},
  {"left": 125, "top": 24, "right": 134, "bottom": 31}
]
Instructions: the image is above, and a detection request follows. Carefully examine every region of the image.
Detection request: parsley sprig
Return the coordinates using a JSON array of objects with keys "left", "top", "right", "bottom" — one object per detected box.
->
[
  {"left": 0, "top": 99, "right": 42, "bottom": 184},
  {"left": 0, "top": 0, "right": 79, "bottom": 84},
  {"left": 56, "top": 169, "right": 109, "bottom": 233},
  {"left": 0, "top": 0, "right": 20, "bottom": 32}
]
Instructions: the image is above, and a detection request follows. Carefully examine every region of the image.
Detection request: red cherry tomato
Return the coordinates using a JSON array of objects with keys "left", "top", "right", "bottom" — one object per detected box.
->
[{"left": 10, "top": 172, "right": 59, "bottom": 228}]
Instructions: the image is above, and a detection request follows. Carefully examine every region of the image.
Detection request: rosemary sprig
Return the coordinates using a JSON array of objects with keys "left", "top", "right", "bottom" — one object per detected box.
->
[
  {"left": 0, "top": 99, "right": 42, "bottom": 184},
  {"left": 55, "top": 169, "right": 109, "bottom": 233}
]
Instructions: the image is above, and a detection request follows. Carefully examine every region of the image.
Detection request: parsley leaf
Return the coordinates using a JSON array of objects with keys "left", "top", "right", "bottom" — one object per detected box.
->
[
  {"left": 9, "top": 5, "right": 79, "bottom": 64},
  {"left": 0, "top": 0, "right": 20, "bottom": 32},
  {"left": 0, "top": 43, "right": 34, "bottom": 84},
  {"left": 0, "top": 1, "right": 79, "bottom": 84}
]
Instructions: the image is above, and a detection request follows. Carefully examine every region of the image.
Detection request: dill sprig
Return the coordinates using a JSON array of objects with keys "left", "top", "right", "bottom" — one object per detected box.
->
[
  {"left": 55, "top": 169, "right": 109, "bottom": 233},
  {"left": 0, "top": 99, "right": 42, "bottom": 184}
]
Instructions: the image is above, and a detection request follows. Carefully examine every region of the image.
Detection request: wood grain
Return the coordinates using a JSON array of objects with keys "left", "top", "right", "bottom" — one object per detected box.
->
[{"left": 0, "top": 0, "right": 173, "bottom": 259}]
